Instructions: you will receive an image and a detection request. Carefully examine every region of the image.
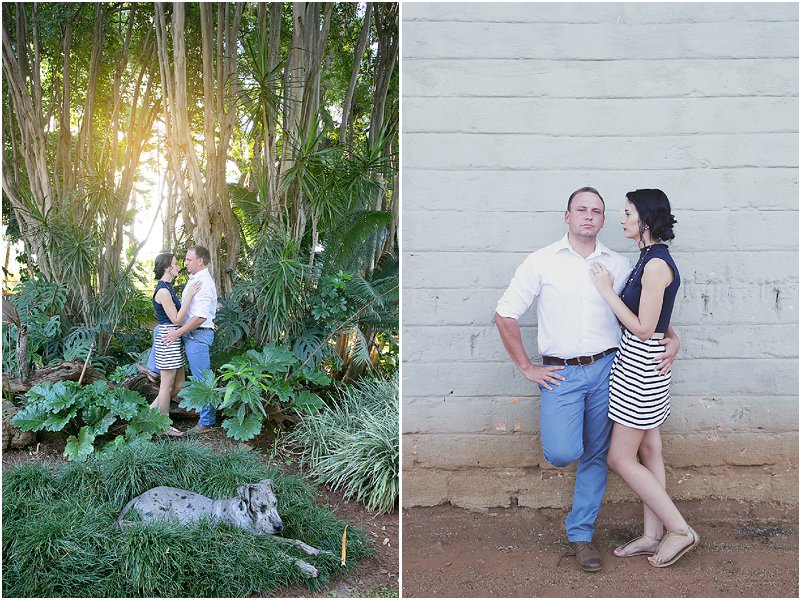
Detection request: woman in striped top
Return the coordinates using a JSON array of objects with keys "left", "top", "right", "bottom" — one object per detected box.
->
[
  {"left": 150, "top": 253, "right": 201, "bottom": 437},
  {"left": 590, "top": 189, "right": 699, "bottom": 568}
]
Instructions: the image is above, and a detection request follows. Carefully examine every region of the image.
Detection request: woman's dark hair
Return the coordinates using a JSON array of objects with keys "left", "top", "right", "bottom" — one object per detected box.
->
[
  {"left": 625, "top": 189, "right": 677, "bottom": 243},
  {"left": 154, "top": 253, "right": 175, "bottom": 280}
]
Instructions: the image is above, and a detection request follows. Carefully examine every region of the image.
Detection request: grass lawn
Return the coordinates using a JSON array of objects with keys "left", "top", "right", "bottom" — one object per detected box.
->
[{"left": 2, "top": 439, "right": 371, "bottom": 597}]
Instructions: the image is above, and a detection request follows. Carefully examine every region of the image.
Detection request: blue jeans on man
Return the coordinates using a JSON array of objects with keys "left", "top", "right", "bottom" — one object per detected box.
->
[
  {"left": 183, "top": 328, "right": 216, "bottom": 426},
  {"left": 538, "top": 352, "right": 615, "bottom": 542}
]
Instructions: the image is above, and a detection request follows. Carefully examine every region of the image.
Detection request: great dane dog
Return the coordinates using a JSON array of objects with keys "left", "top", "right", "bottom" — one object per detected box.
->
[{"left": 118, "top": 478, "right": 326, "bottom": 577}]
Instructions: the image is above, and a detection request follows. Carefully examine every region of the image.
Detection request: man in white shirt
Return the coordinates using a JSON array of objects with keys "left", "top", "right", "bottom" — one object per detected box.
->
[
  {"left": 494, "top": 187, "right": 679, "bottom": 572},
  {"left": 163, "top": 245, "right": 218, "bottom": 433}
]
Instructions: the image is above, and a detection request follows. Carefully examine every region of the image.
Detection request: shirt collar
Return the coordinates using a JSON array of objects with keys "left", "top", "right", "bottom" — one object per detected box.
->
[
  {"left": 188, "top": 267, "right": 209, "bottom": 280},
  {"left": 556, "top": 233, "right": 613, "bottom": 259}
]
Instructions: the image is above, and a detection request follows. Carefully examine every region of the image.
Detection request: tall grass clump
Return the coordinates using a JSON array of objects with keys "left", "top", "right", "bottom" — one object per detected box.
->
[
  {"left": 287, "top": 376, "right": 399, "bottom": 514},
  {"left": 2, "top": 440, "right": 371, "bottom": 598}
]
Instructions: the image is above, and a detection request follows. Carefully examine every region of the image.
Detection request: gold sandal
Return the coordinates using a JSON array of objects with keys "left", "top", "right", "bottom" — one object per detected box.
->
[
  {"left": 613, "top": 533, "right": 662, "bottom": 557},
  {"left": 162, "top": 426, "right": 186, "bottom": 438},
  {"left": 649, "top": 527, "right": 700, "bottom": 567}
]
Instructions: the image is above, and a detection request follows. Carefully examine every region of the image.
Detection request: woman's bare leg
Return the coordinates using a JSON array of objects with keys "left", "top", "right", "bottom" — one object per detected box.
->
[
  {"left": 614, "top": 428, "right": 666, "bottom": 556},
  {"left": 607, "top": 423, "right": 696, "bottom": 564},
  {"left": 638, "top": 428, "right": 666, "bottom": 539},
  {"left": 607, "top": 423, "right": 689, "bottom": 530},
  {"left": 153, "top": 368, "right": 177, "bottom": 414},
  {"left": 171, "top": 366, "right": 185, "bottom": 399}
]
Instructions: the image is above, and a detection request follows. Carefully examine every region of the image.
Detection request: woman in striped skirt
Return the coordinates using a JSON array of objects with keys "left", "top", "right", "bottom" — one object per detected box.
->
[
  {"left": 590, "top": 189, "right": 700, "bottom": 568},
  {"left": 150, "top": 253, "right": 201, "bottom": 437}
]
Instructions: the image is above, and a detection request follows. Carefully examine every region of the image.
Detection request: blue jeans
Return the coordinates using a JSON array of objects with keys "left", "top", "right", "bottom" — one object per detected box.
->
[
  {"left": 183, "top": 328, "right": 216, "bottom": 426},
  {"left": 538, "top": 352, "right": 615, "bottom": 542}
]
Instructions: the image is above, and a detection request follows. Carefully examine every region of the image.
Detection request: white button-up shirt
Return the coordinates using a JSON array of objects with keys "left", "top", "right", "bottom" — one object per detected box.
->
[
  {"left": 182, "top": 267, "right": 217, "bottom": 328},
  {"left": 496, "top": 234, "right": 632, "bottom": 359}
]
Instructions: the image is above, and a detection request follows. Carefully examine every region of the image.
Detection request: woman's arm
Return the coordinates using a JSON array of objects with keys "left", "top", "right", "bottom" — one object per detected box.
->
[
  {"left": 591, "top": 259, "right": 673, "bottom": 341},
  {"left": 154, "top": 281, "right": 201, "bottom": 325}
]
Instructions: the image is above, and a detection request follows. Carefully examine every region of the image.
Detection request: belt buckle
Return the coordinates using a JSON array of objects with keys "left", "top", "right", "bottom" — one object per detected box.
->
[{"left": 577, "top": 355, "right": 595, "bottom": 366}]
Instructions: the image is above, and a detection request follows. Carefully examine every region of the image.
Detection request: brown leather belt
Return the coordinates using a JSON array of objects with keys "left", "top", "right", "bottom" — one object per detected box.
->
[{"left": 542, "top": 347, "right": 617, "bottom": 367}]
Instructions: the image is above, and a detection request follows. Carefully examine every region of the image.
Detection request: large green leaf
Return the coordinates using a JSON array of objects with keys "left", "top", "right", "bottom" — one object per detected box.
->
[
  {"left": 177, "top": 369, "right": 221, "bottom": 412},
  {"left": 41, "top": 408, "right": 78, "bottom": 432},
  {"left": 10, "top": 402, "right": 50, "bottom": 432},
  {"left": 253, "top": 343, "right": 298, "bottom": 372},
  {"left": 299, "top": 365, "right": 333, "bottom": 386},
  {"left": 221, "top": 413, "right": 263, "bottom": 441},
  {"left": 125, "top": 408, "right": 171, "bottom": 436},
  {"left": 26, "top": 380, "right": 78, "bottom": 412},
  {"left": 97, "top": 387, "right": 143, "bottom": 420},
  {"left": 64, "top": 427, "right": 95, "bottom": 462},
  {"left": 290, "top": 391, "right": 326, "bottom": 412},
  {"left": 218, "top": 381, "right": 242, "bottom": 411},
  {"left": 268, "top": 379, "right": 293, "bottom": 404},
  {"left": 88, "top": 411, "right": 117, "bottom": 437}
]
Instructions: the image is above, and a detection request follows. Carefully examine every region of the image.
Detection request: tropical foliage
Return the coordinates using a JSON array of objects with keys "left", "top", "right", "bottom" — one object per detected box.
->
[
  {"left": 286, "top": 376, "right": 399, "bottom": 513},
  {"left": 177, "top": 343, "right": 331, "bottom": 441},
  {"left": 3, "top": 441, "right": 372, "bottom": 597},
  {"left": 2, "top": 2, "right": 398, "bottom": 518},
  {"left": 11, "top": 380, "right": 171, "bottom": 461}
]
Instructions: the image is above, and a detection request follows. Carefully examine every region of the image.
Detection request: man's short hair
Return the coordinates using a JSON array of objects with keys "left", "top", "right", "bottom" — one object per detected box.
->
[
  {"left": 188, "top": 245, "right": 211, "bottom": 266},
  {"left": 567, "top": 186, "right": 605, "bottom": 211}
]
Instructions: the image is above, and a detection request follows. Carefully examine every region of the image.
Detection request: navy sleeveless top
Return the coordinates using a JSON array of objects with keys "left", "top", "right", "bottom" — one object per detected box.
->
[
  {"left": 619, "top": 244, "right": 680, "bottom": 334},
  {"left": 152, "top": 280, "right": 181, "bottom": 325}
]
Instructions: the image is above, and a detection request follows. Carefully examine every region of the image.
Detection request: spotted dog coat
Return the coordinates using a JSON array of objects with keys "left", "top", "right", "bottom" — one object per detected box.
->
[{"left": 117, "top": 478, "right": 283, "bottom": 534}]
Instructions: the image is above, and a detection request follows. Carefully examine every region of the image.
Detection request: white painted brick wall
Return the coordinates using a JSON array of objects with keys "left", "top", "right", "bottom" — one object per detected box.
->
[{"left": 401, "top": 2, "right": 799, "bottom": 508}]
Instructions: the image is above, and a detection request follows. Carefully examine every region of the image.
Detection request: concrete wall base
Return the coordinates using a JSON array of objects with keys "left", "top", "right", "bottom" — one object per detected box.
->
[{"left": 403, "top": 464, "right": 798, "bottom": 511}]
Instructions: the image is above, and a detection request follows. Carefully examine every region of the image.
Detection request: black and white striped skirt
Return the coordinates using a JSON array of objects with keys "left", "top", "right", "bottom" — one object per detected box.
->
[
  {"left": 608, "top": 328, "right": 671, "bottom": 430},
  {"left": 154, "top": 324, "right": 184, "bottom": 370}
]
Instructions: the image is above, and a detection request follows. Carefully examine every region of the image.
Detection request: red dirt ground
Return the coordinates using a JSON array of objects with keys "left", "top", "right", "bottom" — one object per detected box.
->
[{"left": 402, "top": 499, "right": 798, "bottom": 598}]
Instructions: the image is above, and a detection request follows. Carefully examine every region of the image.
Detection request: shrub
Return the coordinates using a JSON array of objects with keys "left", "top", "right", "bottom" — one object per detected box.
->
[
  {"left": 2, "top": 440, "right": 371, "bottom": 597},
  {"left": 11, "top": 380, "right": 171, "bottom": 461},
  {"left": 286, "top": 376, "right": 398, "bottom": 514},
  {"left": 177, "top": 343, "right": 331, "bottom": 442}
]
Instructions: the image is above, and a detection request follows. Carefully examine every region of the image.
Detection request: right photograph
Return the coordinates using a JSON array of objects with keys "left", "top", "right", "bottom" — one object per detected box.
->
[{"left": 401, "top": 3, "right": 799, "bottom": 598}]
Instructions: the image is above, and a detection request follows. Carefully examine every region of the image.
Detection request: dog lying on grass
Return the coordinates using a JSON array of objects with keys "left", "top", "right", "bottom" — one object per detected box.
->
[{"left": 118, "top": 478, "right": 326, "bottom": 578}]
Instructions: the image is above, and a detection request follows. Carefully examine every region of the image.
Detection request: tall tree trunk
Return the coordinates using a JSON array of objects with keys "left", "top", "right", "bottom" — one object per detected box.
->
[
  {"left": 340, "top": 4, "right": 371, "bottom": 143},
  {"left": 2, "top": 4, "right": 54, "bottom": 278},
  {"left": 369, "top": 3, "right": 399, "bottom": 151},
  {"left": 156, "top": 2, "right": 242, "bottom": 293},
  {"left": 282, "top": 2, "right": 333, "bottom": 244},
  {"left": 266, "top": 2, "right": 282, "bottom": 225},
  {"left": 55, "top": 17, "right": 73, "bottom": 202}
]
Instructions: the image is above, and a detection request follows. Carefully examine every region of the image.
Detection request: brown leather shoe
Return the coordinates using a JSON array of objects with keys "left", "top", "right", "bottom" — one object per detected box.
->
[{"left": 569, "top": 541, "right": 603, "bottom": 572}]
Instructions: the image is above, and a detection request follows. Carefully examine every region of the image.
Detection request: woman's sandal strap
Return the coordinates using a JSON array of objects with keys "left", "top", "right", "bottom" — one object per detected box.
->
[{"left": 614, "top": 534, "right": 662, "bottom": 557}]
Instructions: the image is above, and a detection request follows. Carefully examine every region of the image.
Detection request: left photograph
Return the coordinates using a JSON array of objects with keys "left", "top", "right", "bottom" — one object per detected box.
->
[{"left": 2, "top": 2, "right": 399, "bottom": 597}]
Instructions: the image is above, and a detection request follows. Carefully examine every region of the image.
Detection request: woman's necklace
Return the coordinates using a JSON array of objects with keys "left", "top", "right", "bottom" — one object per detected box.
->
[{"left": 619, "top": 244, "right": 653, "bottom": 299}]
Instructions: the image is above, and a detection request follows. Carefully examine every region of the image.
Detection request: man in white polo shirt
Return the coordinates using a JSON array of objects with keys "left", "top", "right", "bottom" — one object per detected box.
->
[
  {"left": 163, "top": 245, "right": 218, "bottom": 433},
  {"left": 494, "top": 187, "right": 679, "bottom": 572}
]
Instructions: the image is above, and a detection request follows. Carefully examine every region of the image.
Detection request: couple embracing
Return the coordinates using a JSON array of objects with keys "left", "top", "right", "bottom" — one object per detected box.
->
[
  {"left": 494, "top": 187, "right": 699, "bottom": 572},
  {"left": 142, "top": 245, "right": 218, "bottom": 437}
]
